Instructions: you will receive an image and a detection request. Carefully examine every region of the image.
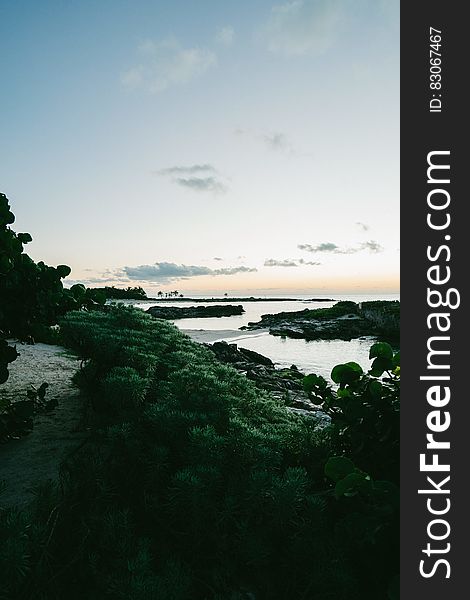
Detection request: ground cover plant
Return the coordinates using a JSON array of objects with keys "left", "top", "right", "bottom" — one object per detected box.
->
[{"left": 1, "top": 305, "right": 399, "bottom": 599}]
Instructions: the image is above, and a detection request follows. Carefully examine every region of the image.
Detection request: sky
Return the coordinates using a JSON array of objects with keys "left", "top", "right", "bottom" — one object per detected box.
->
[{"left": 0, "top": 0, "right": 399, "bottom": 296}]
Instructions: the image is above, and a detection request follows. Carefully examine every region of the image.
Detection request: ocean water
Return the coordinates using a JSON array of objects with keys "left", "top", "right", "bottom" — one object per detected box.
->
[{"left": 129, "top": 293, "right": 399, "bottom": 380}]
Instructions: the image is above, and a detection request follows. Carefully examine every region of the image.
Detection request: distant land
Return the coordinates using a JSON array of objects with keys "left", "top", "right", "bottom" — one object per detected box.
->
[
  {"left": 140, "top": 296, "right": 337, "bottom": 303},
  {"left": 87, "top": 286, "right": 336, "bottom": 303}
]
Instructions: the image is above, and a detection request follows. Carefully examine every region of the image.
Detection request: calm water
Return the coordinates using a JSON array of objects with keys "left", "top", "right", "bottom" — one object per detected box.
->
[{"left": 129, "top": 293, "right": 399, "bottom": 380}]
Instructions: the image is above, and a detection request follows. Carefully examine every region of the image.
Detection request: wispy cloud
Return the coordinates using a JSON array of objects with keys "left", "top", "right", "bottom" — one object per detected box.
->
[
  {"left": 261, "top": 131, "right": 293, "bottom": 153},
  {"left": 236, "top": 128, "right": 295, "bottom": 154},
  {"left": 264, "top": 257, "right": 321, "bottom": 267},
  {"left": 157, "top": 164, "right": 216, "bottom": 176},
  {"left": 176, "top": 177, "right": 227, "bottom": 193},
  {"left": 298, "top": 240, "right": 384, "bottom": 254},
  {"left": 121, "top": 38, "right": 217, "bottom": 93},
  {"left": 264, "top": 258, "right": 298, "bottom": 267},
  {"left": 361, "top": 240, "right": 383, "bottom": 253},
  {"left": 215, "top": 26, "right": 235, "bottom": 46},
  {"left": 157, "top": 164, "right": 227, "bottom": 193},
  {"left": 356, "top": 221, "right": 370, "bottom": 232},
  {"left": 298, "top": 258, "right": 322, "bottom": 265},
  {"left": 298, "top": 242, "right": 341, "bottom": 253},
  {"left": 124, "top": 262, "right": 257, "bottom": 283},
  {"left": 260, "top": 0, "right": 345, "bottom": 56}
]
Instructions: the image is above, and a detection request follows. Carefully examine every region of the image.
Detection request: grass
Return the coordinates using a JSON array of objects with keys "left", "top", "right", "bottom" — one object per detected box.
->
[{"left": 1, "top": 306, "right": 397, "bottom": 599}]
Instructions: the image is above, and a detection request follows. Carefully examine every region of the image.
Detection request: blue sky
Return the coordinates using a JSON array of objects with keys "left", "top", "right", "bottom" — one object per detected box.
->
[{"left": 0, "top": 0, "right": 399, "bottom": 295}]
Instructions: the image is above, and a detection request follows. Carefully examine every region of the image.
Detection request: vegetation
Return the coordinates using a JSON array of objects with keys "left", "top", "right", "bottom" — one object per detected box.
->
[
  {"left": 90, "top": 286, "right": 149, "bottom": 300},
  {"left": 1, "top": 195, "right": 399, "bottom": 599},
  {"left": 1, "top": 382, "right": 53, "bottom": 442},
  {"left": 157, "top": 290, "right": 182, "bottom": 299},
  {"left": 1, "top": 194, "right": 105, "bottom": 440},
  {"left": 1, "top": 306, "right": 399, "bottom": 599},
  {"left": 1, "top": 193, "right": 106, "bottom": 369}
]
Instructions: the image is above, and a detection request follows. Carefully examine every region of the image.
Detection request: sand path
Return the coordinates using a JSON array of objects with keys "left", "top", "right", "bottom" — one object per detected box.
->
[{"left": 0, "top": 342, "right": 87, "bottom": 508}]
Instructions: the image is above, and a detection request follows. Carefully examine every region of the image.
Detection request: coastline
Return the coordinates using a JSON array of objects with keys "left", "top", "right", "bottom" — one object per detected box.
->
[{"left": 181, "top": 328, "right": 270, "bottom": 344}]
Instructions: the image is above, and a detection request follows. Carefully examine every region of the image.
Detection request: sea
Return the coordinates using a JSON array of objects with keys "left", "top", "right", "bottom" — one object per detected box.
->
[{"left": 128, "top": 293, "right": 399, "bottom": 381}]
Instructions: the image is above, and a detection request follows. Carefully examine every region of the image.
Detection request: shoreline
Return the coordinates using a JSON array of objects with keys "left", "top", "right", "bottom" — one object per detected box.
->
[{"left": 181, "top": 328, "right": 270, "bottom": 344}]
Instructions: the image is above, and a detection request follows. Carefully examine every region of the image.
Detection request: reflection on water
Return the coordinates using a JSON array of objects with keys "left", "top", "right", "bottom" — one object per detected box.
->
[{"left": 206, "top": 331, "right": 376, "bottom": 380}]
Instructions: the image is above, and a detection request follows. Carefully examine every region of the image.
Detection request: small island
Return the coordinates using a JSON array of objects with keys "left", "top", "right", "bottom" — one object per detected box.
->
[
  {"left": 146, "top": 304, "right": 245, "bottom": 319},
  {"left": 243, "top": 300, "right": 400, "bottom": 342}
]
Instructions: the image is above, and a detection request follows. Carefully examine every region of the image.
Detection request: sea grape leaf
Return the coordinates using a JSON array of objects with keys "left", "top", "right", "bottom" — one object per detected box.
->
[
  {"left": 369, "top": 342, "right": 393, "bottom": 361},
  {"left": 331, "top": 362, "right": 363, "bottom": 385},
  {"left": 324, "top": 456, "right": 356, "bottom": 482}
]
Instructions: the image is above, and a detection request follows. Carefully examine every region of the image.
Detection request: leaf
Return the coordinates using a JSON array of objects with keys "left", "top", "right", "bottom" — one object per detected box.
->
[
  {"left": 369, "top": 342, "right": 393, "bottom": 361},
  {"left": 56, "top": 264, "right": 72, "bottom": 278},
  {"left": 0, "top": 341, "right": 19, "bottom": 364},
  {"left": 324, "top": 456, "right": 356, "bottom": 482},
  {"left": 369, "top": 356, "right": 394, "bottom": 377},
  {"left": 344, "top": 399, "right": 365, "bottom": 420},
  {"left": 303, "top": 373, "right": 328, "bottom": 393},
  {"left": 368, "top": 380, "right": 383, "bottom": 400},
  {"left": 392, "top": 351, "right": 400, "bottom": 368},
  {"left": 17, "top": 232, "right": 33, "bottom": 244},
  {"left": 70, "top": 283, "right": 86, "bottom": 299},
  {"left": 331, "top": 362, "right": 363, "bottom": 385},
  {"left": 0, "top": 366, "right": 9, "bottom": 384},
  {"left": 335, "top": 472, "right": 372, "bottom": 498}
]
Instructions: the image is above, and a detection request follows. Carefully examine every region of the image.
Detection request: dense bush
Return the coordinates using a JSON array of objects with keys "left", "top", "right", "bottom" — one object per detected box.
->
[
  {"left": 89, "top": 286, "right": 148, "bottom": 300},
  {"left": 0, "top": 193, "right": 106, "bottom": 384},
  {"left": 1, "top": 306, "right": 399, "bottom": 599}
]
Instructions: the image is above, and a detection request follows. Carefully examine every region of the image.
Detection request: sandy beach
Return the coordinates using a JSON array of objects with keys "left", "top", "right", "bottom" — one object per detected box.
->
[{"left": 181, "top": 328, "right": 269, "bottom": 344}]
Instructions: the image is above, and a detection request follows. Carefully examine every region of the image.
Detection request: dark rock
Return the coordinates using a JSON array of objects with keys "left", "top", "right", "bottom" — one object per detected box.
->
[
  {"left": 238, "top": 347, "right": 274, "bottom": 367},
  {"left": 146, "top": 304, "right": 244, "bottom": 320},
  {"left": 243, "top": 300, "right": 399, "bottom": 342},
  {"left": 206, "top": 341, "right": 328, "bottom": 422}
]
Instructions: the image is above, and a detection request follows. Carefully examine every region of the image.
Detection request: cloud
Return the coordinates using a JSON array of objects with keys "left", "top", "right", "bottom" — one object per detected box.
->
[
  {"left": 260, "top": 0, "right": 344, "bottom": 56},
  {"left": 123, "top": 262, "right": 257, "bottom": 283},
  {"left": 298, "top": 242, "right": 340, "bottom": 253},
  {"left": 66, "top": 268, "right": 131, "bottom": 287},
  {"left": 264, "top": 258, "right": 321, "bottom": 267},
  {"left": 236, "top": 128, "right": 295, "bottom": 154},
  {"left": 215, "top": 26, "right": 235, "bottom": 46},
  {"left": 215, "top": 266, "right": 257, "bottom": 275},
  {"left": 298, "top": 240, "right": 384, "bottom": 254},
  {"left": 264, "top": 258, "right": 298, "bottom": 267},
  {"left": 261, "top": 132, "right": 293, "bottom": 153},
  {"left": 157, "top": 164, "right": 216, "bottom": 176},
  {"left": 360, "top": 240, "right": 383, "bottom": 253},
  {"left": 175, "top": 177, "right": 227, "bottom": 193},
  {"left": 121, "top": 38, "right": 217, "bottom": 93},
  {"left": 157, "top": 164, "right": 227, "bottom": 193},
  {"left": 356, "top": 221, "right": 370, "bottom": 232},
  {"left": 213, "top": 257, "right": 223, "bottom": 261}
]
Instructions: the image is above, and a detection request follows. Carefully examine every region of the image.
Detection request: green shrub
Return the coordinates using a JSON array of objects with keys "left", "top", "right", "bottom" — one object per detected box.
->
[
  {"left": 1, "top": 306, "right": 399, "bottom": 599},
  {"left": 102, "top": 367, "right": 148, "bottom": 413}
]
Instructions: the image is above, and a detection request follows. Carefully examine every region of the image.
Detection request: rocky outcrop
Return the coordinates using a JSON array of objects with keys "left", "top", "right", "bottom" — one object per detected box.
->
[
  {"left": 207, "top": 341, "right": 329, "bottom": 425},
  {"left": 146, "top": 305, "right": 244, "bottom": 320},
  {"left": 242, "top": 300, "right": 399, "bottom": 342}
]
